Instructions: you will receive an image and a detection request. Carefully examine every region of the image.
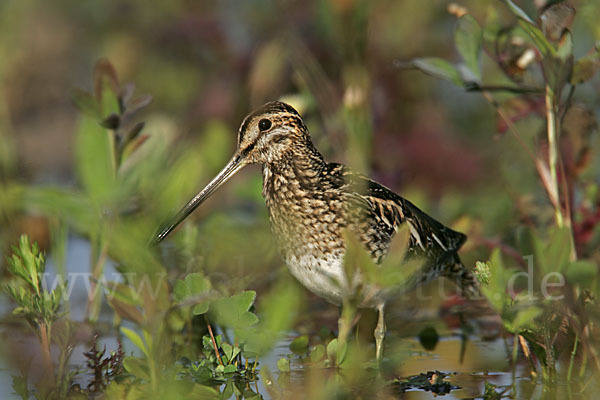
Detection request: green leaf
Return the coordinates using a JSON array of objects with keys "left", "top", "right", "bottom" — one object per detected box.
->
[
  {"left": 411, "top": 58, "right": 463, "bottom": 86},
  {"left": 11, "top": 307, "right": 25, "bottom": 316},
  {"left": 75, "top": 115, "right": 115, "bottom": 203},
  {"left": 503, "top": 0, "right": 534, "bottom": 24},
  {"left": 566, "top": 260, "right": 598, "bottom": 286},
  {"left": 23, "top": 186, "right": 96, "bottom": 235},
  {"left": 543, "top": 226, "right": 573, "bottom": 274},
  {"left": 310, "top": 344, "right": 326, "bottom": 363},
  {"left": 481, "top": 248, "right": 515, "bottom": 312},
  {"left": 11, "top": 374, "right": 29, "bottom": 400},
  {"left": 108, "top": 282, "right": 142, "bottom": 306},
  {"left": 221, "top": 342, "right": 233, "bottom": 363},
  {"left": 189, "top": 384, "right": 220, "bottom": 399},
  {"left": 277, "top": 357, "right": 290, "bottom": 372},
  {"left": 556, "top": 30, "right": 573, "bottom": 62},
  {"left": 518, "top": 20, "right": 556, "bottom": 58},
  {"left": 142, "top": 330, "right": 153, "bottom": 354},
  {"left": 343, "top": 229, "right": 378, "bottom": 287},
  {"left": 174, "top": 273, "right": 211, "bottom": 299},
  {"left": 121, "top": 327, "right": 149, "bottom": 357},
  {"left": 210, "top": 291, "right": 258, "bottom": 331},
  {"left": 571, "top": 52, "right": 600, "bottom": 84},
  {"left": 512, "top": 307, "right": 542, "bottom": 331},
  {"left": 221, "top": 382, "right": 234, "bottom": 399},
  {"left": 289, "top": 335, "right": 309, "bottom": 355},
  {"left": 541, "top": 31, "right": 574, "bottom": 93},
  {"left": 326, "top": 338, "right": 347, "bottom": 364},
  {"left": 123, "top": 356, "right": 150, "bottom": 381},
  {"left": 240, "top": 279, "right": 301, "bottom": 356},
  {"left": 455, "top": 15, "right": 482, "bottom": 80},
  {"left": 231, "top": 345, "right": 241, "bottom": 362},
  {"left": 173, "top": 273, "right": 212, "bottom": 315},
  {"left": 223, "top": 364, "right": 237, "bottom": 374},
  {"left": 6, "top": 235, "right": 45, "bottom": 293},
  {"left": 192, "top": 303, "right": 209, "bottom": 315},
  {"left": 106, "top": 283, "right": 145, "bottom": 325},
  {"left": 504, "top": 0, "right": 534, "bottom": 24}
]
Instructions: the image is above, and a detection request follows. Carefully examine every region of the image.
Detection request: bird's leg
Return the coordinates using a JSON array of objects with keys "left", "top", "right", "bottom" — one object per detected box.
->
[{"left": 374, "top": 303, "right": 386, "bottom": 363}]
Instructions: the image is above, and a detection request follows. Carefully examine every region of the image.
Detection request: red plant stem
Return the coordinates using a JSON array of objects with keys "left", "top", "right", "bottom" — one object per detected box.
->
[
  {"left": 39, "top": 321, "right": 55, "bottom": 385},
  {"left": 204, "top": 316, "right": 224, "bottom": 366}
]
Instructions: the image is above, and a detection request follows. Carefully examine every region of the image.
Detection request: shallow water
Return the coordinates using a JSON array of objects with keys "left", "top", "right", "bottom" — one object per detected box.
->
[
  {"left": 257, "top": 335, "right": 518, "bottom": 399},
  {"left": 0, "top": 237, "right": 590, "bottom": 399}
]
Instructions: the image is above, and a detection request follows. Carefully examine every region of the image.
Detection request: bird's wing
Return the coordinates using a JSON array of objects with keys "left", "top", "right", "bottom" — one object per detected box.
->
[{"left": 326, "top": 163, "right": 466, "bottom": 259}]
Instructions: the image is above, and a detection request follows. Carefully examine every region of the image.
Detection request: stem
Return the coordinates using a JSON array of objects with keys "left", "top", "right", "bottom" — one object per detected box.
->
[
  {"left": 205, "top": 316, "right": 224, "bottom": 366},
  {"left": 579, "top": 347, "right": 588, "bottom": 378},
  {"left": 545, "top": 85, "right": 564, "bottom": 228},
  {"left": 107, "top": 128, "right": 118, "bottom": 176},
  {"left": 511, "top": 333, "right": 519, "bottom": 382},
  {"left": 337, "top": 299, "right": 359, "bottom": 366},
  {"left": 56, "top": 326, "right": 74, "bottom": 399},
  {"left": 483, "top": 88, "right": 578, "bottom": 259},
  {"left": 544, "top": 323, "right": 556, "bottom": 382},
  {"left": 87, "top": 240, "right": 109, "bottom": 322},
  {"left": 518, "top": 335, "right": 537, "bottom": 378},
  {"left": 38, "top": 321, "right": 55, "bottom": 385},
  {"left": 546, "top": 85, "right": 578, "bottom": 261},
  {"left": 567, "top": 333, "right": 578, "bottom": 381},
  {"left": 149, "top": 350, "right": 158, "bottom": 392}
]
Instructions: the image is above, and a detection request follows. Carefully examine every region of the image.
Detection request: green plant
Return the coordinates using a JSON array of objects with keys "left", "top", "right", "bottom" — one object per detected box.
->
[
  {"left": 4, "top": 235, "right": 68, "bottom": 398},
  {"left": 2, "top": 2, "right": 599, "bottom": 397},
  {"left": 404, "top": 0, "right": 600, "bottom": 383}
]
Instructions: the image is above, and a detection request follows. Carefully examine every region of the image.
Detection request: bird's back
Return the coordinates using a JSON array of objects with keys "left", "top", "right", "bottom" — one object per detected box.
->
[
  {"left": 325, "top": 163, "right": 466, "bottom": 261},
  {"left": 328, "top": 163, "right": 479, "bottom": 299},
  {"left": 262, "top": 156, "right": 478, "bottom": 304}
]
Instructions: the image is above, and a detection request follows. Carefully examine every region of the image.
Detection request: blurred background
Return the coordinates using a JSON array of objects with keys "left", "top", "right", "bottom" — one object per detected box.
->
[
  {"left": 2, "top": 0, "right": 594, "bottom": 184},
  {"left": 1, "top": 0, "right": 600, "bottom": 398},
  {"left": 2, "top": 0, "right": 599, "bottom": 286},
  {"left": 0, "top": 0, "right": 597, "bottom": 204}
]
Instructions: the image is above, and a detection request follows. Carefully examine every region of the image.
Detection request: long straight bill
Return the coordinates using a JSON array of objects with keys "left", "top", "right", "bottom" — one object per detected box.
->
[{"left": 151, "top": 154, "right": 245, "bottom": 245}]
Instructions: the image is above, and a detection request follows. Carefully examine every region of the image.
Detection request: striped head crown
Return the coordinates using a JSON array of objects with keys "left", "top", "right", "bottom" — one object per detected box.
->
[{"left": 237, "top": 101, "right": 310, "bottom": 164}]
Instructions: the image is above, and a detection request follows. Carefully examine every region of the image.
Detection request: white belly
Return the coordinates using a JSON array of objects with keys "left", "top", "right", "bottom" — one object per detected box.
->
[
  {"left": 285, "top": 253, "right": 386, "bottom": 307},
  {"left": 285, "top": 253, "right": 346, "bottom": 305}
]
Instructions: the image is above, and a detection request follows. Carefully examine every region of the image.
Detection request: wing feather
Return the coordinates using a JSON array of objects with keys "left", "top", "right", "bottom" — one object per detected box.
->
[{"left": 326, "top": 162, "right": 466, "bottom": 259}]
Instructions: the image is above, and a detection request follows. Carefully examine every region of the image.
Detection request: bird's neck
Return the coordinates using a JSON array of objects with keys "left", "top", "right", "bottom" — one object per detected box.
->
[
  {"left": 261, "top": 141, "right": 345, "bottom": 269},
  {"left": 262, "top": 140, "right": 326, "bottom": 195}
]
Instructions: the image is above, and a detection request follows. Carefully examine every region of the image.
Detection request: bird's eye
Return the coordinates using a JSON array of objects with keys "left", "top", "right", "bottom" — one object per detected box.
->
[{"left": 258, "top": 119, "right": 272, "bottom": 131}]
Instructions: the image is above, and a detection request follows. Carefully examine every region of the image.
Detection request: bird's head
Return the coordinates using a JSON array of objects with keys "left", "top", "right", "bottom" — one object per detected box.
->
[
  {"left": 237, "top": 101, "right": 309, "bottom": 164},
  {"left": 152, "top": 101, "right": 308, "bottom": 244}
]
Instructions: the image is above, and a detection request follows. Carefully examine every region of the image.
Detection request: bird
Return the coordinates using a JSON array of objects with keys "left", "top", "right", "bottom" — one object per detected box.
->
[{"left": 152, "top": 101, "right": 480, "bottom": 361}]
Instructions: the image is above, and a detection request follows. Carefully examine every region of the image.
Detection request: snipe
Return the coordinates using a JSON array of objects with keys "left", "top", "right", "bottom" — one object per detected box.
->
[{"left": 153, "top": 101, "right": 479, "bottom": 361}]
